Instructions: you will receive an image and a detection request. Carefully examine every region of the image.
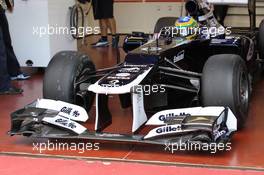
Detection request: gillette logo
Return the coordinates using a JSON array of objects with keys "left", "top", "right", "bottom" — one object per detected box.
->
[
  {"left": 159, "top": 113, "right": 191, "bottom": 122},
  {"left": 214, "top": 130, "right": 227, "bottom": 141},
  {"left": 156, "top": 125, "right": 181, "bottom": 134}
]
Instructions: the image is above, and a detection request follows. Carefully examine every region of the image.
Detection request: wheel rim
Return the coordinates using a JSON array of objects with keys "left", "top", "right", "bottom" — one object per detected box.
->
[{"left": 239, "top": 71, "right": 249, "bottom": 113}]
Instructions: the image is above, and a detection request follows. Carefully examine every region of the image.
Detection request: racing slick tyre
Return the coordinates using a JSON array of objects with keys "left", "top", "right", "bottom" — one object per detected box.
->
[
  {"left": 202, "top": 54, "right": 250, "bottom": 129},
  {"left": 154, "top": 17, "right": 178, "bottom": 33},
  {"left": 43, "top": 51, "right": 96, "bottom": 111},
  {"left": 259, "top": 19, "right": 264, "bottom": 60}
]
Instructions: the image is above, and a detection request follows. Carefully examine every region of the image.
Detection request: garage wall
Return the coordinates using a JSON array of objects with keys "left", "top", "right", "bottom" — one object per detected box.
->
[
  {"left": 83, "top": 1, "right": 264, "bottom": 34},
  {"left": 225, "top": 1, "right": 264, "bottom": 27},
  {"left": 85, "top": 2, "right": 184, "bottom": 33}
]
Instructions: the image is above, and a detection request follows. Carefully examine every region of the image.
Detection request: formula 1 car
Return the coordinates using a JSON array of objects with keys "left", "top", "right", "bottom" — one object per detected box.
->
[{"left": 9, "top": 0, "right": 264, "bottom": 147}]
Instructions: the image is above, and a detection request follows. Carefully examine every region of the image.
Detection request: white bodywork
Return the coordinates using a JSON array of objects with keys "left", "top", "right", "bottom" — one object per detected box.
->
[
  {"left": 42, "top": 115, "right": 87, "bottom": 135},
  {"left": 88, "top": 67, "right": 153, "bottom": 95},
  {"left": 208, "top": 0, "right": 248, "bottom": 5},
  {"left": 132, "top": 91, "right": 148, "bottom": 132},
  {"left": 145, "top": 107, "right": 237, "bottom": 139},
  {"left": 36, "top": 99, "right": 89, "bottom": 122},
  {"left": 35, "top": 99, "right": 237, "bottom": 137}
]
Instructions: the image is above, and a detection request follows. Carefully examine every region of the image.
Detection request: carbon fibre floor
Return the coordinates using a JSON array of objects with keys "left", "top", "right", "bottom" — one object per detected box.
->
[{"left": 0, "top": 36, "right": 264, "bottom": 172}]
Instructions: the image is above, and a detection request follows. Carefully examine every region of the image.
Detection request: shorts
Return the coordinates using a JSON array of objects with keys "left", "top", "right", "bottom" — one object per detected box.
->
[{"left": 92, "top": 0, "right": 114, "bottom": 20}]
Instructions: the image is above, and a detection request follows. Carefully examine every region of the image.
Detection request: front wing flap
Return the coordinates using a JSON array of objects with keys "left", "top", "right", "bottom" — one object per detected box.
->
[{"left": 144, "top": 107, "right": 237, "bottom": 143}]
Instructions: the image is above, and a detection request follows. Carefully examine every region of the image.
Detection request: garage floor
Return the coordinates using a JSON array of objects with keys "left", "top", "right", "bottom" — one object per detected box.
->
[{"left": 1, "top": 36, "right": 264, "bottom": 173}]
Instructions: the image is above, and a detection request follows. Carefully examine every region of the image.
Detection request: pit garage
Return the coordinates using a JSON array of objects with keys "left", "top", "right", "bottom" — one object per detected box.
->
[{"left": 1, "top": 0, "right": 264, "bottom": 175}]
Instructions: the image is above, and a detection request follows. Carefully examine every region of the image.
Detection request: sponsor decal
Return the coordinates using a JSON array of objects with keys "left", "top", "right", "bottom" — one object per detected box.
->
[
  {"left": 36, "top": 99, "right": 88, "bottom": 122},
  {"left": 211, "top": 39, "right": 226, "bottom": 44},
  {"left": 109, "top": 79, "right": 120, "bottom": 86},
  {"left": 115, "top": 73, "right": 131, "bottom": 77},
  {"left": 106, "top": 76, "right": 130, "bottom": 80},
  {"left": 147, "top": 107, "right": 226, "bottom": 126},
  {"left": 141, "top": 47, "right": 162, "bottom": 52},
  {"left": 101, "top": 80, "right": 120, "bottom": 88},
  {"left": 60, "top": 107, "right": 81, "bottom": 118},
  {"left": 144, "top": 124, "right": 196, "bottom": 139},
  {"left": 214, "top": 130, "right": 227, "bottom": 141},
  {"left": 123, "top": 64, "right": 148, "bottom": 68},
  {"left": 158, "top": 113, "right": 191, "bottom": 123},
  {"left": 55, "top": 118, "right": 68, "bottom": 126},
  {"left": 55, "top": 117, "right": 77, "bottom": 129},
  {"left": 119, "top": 67, "right": 140, "bottom": 73},
  {"left": 156, "top": 125, "right": 182, "bottom": 134},
  {"left": 42, "top": 115, "right": 87, "bottom": 134},
  {"left": 90, "top": 66, "right": 153, "bottom": 94},
  {"left": 60, "top": 107, "right": 72, "bottom": 115},
  {"left": 173, "top": 50, "right": 185, "bottom": 63}
]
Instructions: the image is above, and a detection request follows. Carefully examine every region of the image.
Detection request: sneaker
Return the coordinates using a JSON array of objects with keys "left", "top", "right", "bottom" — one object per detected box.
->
[
  {"left": 91, "top": 38, "right": 109, "bottom": 47},
  {"left": 11, "top": 73, "right": 30, "bottom": 80},
  {"left": 0, "top": 87, "right": 23, "bottom": 95},
  {"left": 112, "top": 35, "right": 120, "bottom": 48}
]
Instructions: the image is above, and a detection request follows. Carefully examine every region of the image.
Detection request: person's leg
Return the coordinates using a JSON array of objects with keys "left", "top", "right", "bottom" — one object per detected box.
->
[
  {"left": 99, "top": 19, "right": 108, "bottom": 39},
  {"left": 91, "top": 19, "right": 109, "bottom": 47},
  {"left": 99, "top": 19, "right": 108, "bottom": 44},
  {"left": 107, "top": 18, "right": 116, "bottom": 36},
  {"left": 213, "top": 5, "right": 228, "bottom": 26},
  {"left": 104, "top": 0, "right": 118, "bottom": 46},
  {"left": 0, "top": 8, "right": 29, "bottom": 80},
  {"left": 0, "top": 8, "right": 20, "bottom": 77},
  {"left": 0, "top": 26, "right": 22, "bottom": 95},
  {"left": 107, "top": 18, "right": 119, "bottom": 47},
  {"left": 0, "top": 27, "right": 11, "bottom": 91},
  {"left": 91, "top": 0, "right": 109, "bottom": 47}
]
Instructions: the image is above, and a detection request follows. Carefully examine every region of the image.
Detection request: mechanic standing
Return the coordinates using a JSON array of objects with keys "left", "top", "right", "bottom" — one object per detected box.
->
[
  {"left": 0, "top": 0, "right": 30, "bottom": 80},
  {"left": 90, "top": 0, "right": 118, "bottom": 47},
  {"left": 214, "top": 5, "right": 228, "bottom": 26}
]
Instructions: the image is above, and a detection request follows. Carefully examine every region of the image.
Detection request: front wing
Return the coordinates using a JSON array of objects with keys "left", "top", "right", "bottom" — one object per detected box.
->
[{"left": 9, "top": 99, "right": 237, "bottom": 146}]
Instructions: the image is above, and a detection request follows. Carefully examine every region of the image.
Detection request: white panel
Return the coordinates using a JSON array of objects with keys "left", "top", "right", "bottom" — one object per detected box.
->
[
  {"left": 132, "top": 91, "right": 147, "bottom": 132},
  {"left": 86, "top": 2, "right": 185, "bottom": 34},
  {"left": 114, "top": 3, "right": 184, "bottom": 33},
  {"left": 208, "top": 0, "right": 248, "bottom": 5},
  {"left": 36, "top": 99, "right": 89, "bottom": 122},
  {"left": 6, "top": 0, "right": 50, "bottom": 67},
  {"left": 6, "top": 0, "right": 77, "bottom": 67},
  {"left": 48, "top": 0, "right": 77, "bottom": 59}
]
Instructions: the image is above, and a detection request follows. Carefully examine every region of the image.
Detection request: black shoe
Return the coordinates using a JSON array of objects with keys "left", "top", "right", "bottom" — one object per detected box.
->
[
  {"left": 0, "top": 87, "right": 23, "bottom": 95},
  {"left": 91, "top": 38, "right": 109, "bottom": 47},
  {"left": 112, "top": 35, "right": 119, "bottom": 48}
]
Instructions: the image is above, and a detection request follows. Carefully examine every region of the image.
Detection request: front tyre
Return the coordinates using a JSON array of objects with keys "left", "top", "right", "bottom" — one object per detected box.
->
[
  {"left": 259, "top": 19, "right": 264, "bottom": 59},
  {"left": 202, "top": 54, "right": 250, "bottom": 129},
  {"left": 43, "top": 51, "right": 96, "bottom": 111}
]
